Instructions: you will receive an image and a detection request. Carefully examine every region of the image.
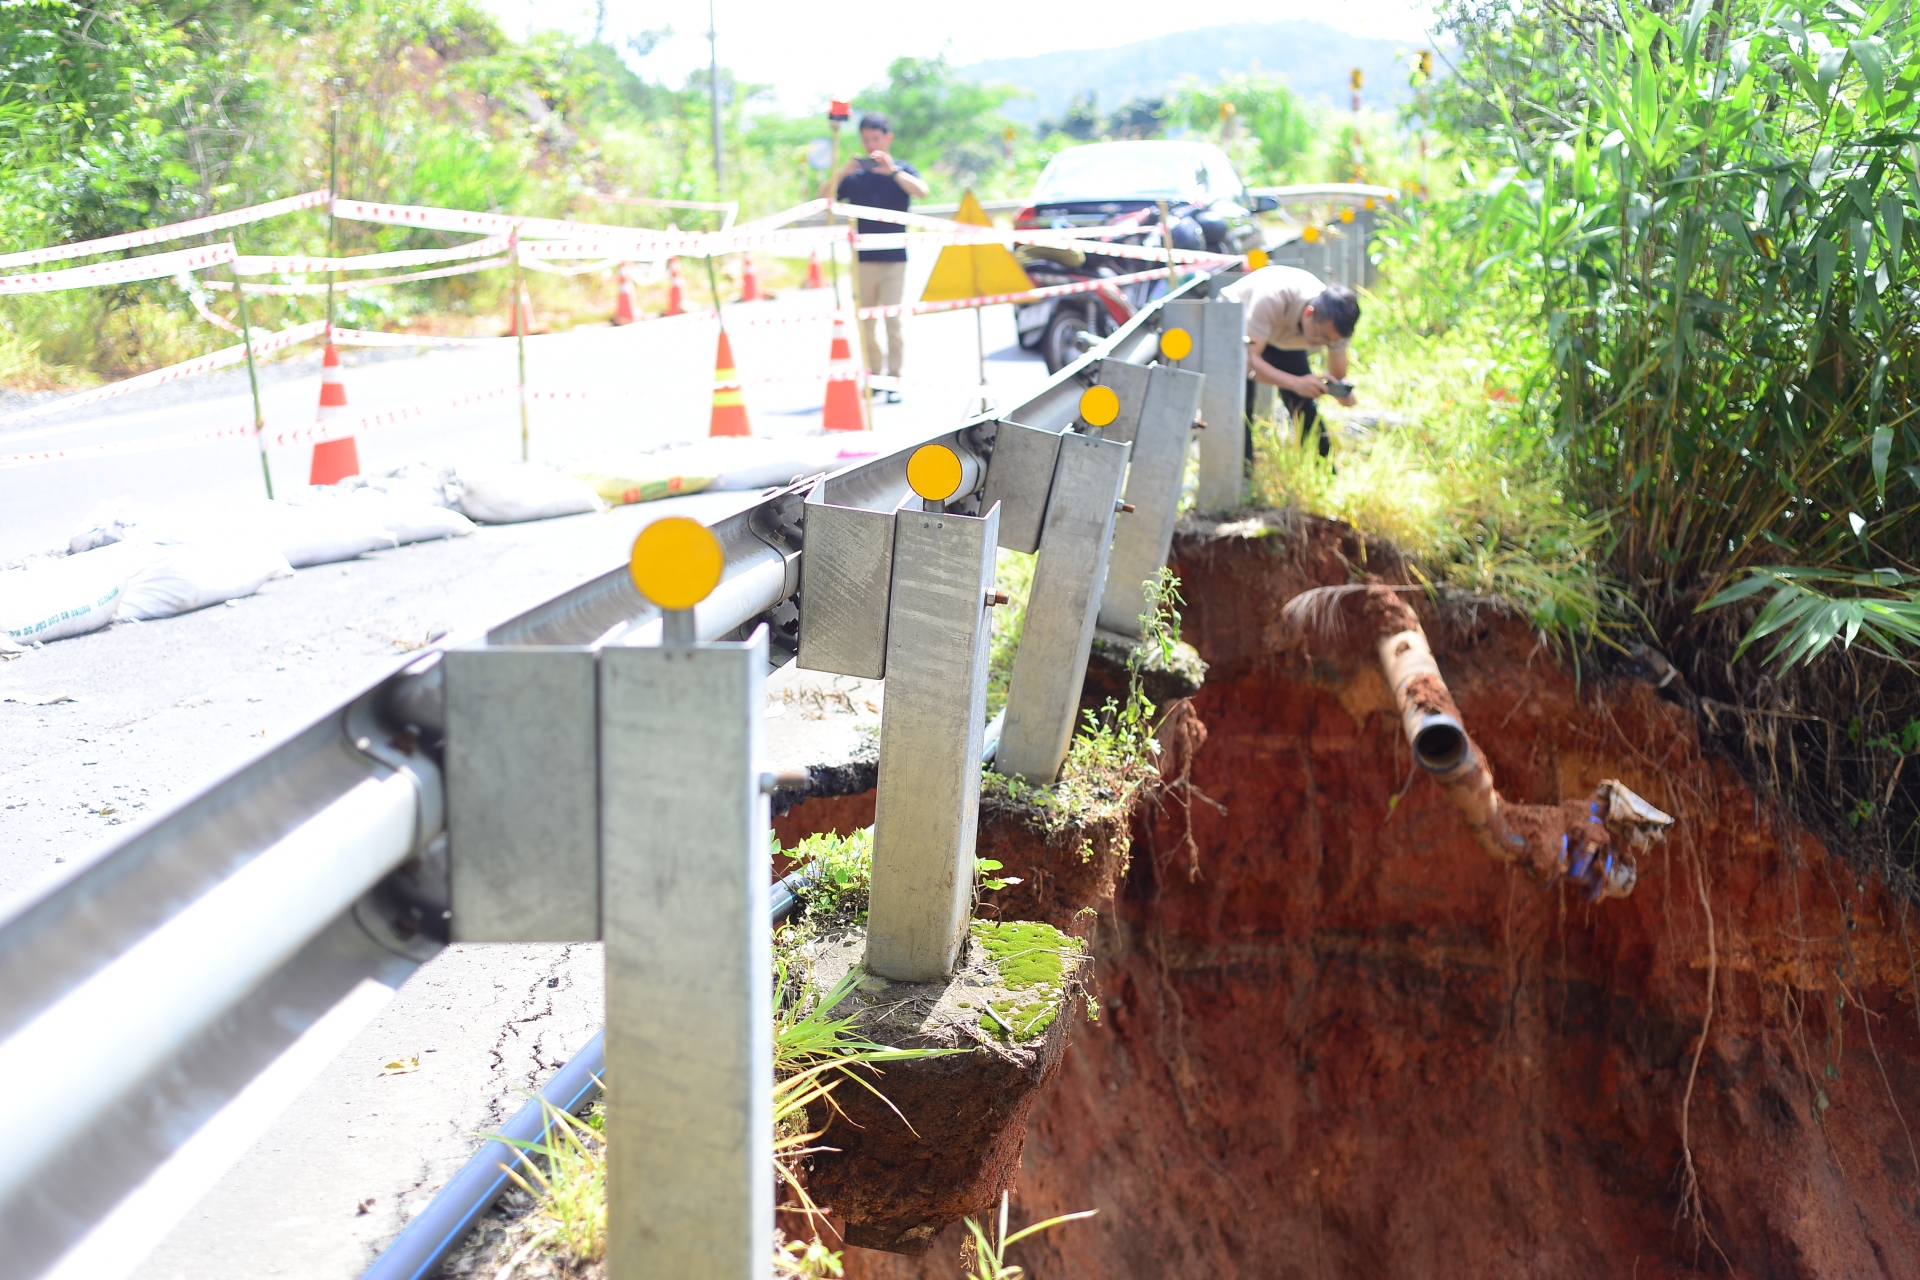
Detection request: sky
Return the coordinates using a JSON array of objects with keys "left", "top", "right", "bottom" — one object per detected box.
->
[{"left": 472, "top": 0, "right": 1442, "bottom": 111}]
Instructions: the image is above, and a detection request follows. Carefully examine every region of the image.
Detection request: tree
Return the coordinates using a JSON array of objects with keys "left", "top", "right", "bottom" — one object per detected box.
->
[{"left": 854, "top": 54, "right": 1022, "bottom": 186}]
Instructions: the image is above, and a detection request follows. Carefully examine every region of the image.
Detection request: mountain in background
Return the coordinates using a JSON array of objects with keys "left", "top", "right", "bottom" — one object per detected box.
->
[{"left": 959, "top": 20, "right": 1429, "bottom": 124}]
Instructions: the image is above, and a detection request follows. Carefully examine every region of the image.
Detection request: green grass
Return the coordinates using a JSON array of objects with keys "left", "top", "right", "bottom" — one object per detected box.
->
[
  {"left": 970, "top": 920, "right": 1081, "bottom": 1043},
  {"left": 1250, "top": 257, "right": 1621, "bottom": 643}
]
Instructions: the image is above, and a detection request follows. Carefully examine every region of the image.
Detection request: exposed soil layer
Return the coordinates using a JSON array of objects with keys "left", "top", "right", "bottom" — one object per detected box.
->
[
  {"left": 845, "top": 513, "right": 1920, "bottom": 1279},
  {"left": 975, "top": 791, "right": 1135, "bottom": 933},
  {"left": 793, "top": 926, "right": 1087, "bottom": 1254}
]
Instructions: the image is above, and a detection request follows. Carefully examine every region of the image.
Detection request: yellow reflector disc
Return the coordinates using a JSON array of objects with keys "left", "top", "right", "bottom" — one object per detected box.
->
[
  {"left": 1078, "top": 385, "right": 1121, "bottom": 428},
  {"left": 1302, "top": 225, "right": 1321, "bottom": 243},
  {"left": 1160, "top": 326, "right": 1194, "bottom": 361},
  {"left": 630, "top": 516, "right": 724, "bottom": 610},
  {"left": 907, "top": 444, "right": 964, "bottom": 502},
  {"left": 1246, "top": 248, "right": 1269, "bottom": 271},
  {"left": 1363, "top": 196, "right": 1377, "bottom": 211},
  {"left": 1339, "top": 207, "right": 1355, "bottom": 224}
]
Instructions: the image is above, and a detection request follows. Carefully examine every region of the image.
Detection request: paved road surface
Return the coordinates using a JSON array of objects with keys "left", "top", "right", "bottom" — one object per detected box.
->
[{"left": 3, "top": 254, "right": 1048, "bottom": 1279}]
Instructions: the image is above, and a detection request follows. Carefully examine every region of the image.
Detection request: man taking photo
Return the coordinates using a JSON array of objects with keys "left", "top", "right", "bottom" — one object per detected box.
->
[
  {"left": 1221, "top": 264, "right": 1360, "bottom": 458},
  {"left": 821, "top": 112, "right": 928, "bottom": 401}
]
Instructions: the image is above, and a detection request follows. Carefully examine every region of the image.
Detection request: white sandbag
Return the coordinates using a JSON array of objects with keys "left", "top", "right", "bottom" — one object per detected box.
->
[
  {"left": 117, "top": 545, "right": 294, "bottom": 620},
  {"left": 0, "top": 542, "right": 154, "bottom": 644},
  {"left": 69, "top": 496, "right": 150, "bottom": 554},
  {"left": 67, "top": 497, "right": 397, "bottom": 567},
  {"left": 346, "top": 495, "right": 476, "bottom": 545},
  {"left": 452, "top": 462, "right": 603, "bottom": 524}
]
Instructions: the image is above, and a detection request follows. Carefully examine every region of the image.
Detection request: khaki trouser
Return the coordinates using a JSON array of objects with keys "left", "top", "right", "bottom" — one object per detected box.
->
[{"left": 856, "top": 259, "right": 907, "bottom": 377}]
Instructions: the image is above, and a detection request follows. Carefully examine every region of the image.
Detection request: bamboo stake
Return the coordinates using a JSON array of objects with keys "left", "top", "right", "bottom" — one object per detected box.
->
[{"left": 230, "top": 257, "right": 272, "bottom": 499}]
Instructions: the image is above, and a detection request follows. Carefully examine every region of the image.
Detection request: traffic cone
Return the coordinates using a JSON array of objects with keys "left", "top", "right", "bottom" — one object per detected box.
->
[
  {"left": 709, "top": 328, "right": 751, "bottom": 437},
  {"left": 740, "top": 252, "right": 763, "bottom": 302},
  {"left": 805, "top": 249, "right": 825, "bottom": 290},
  {"left": 822, "top": 315, "right": 865, "bottom": 433},
  {"left": 613, "top": 264, "right": 639, "bottom": 325},
  {"left": 507, "top": 280, "right": 538, "bottom": 336},
  {"left": 665, "top": 258, "right": 685, "bottom": 317},
  {"left": 309, "top": 341, "right": 360, "bottom": 485}
]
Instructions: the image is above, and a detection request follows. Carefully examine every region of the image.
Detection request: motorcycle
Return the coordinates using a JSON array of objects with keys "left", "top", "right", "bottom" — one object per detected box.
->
[{"left": 1013, "top": 202, "right": 1213, "bottom": 374}]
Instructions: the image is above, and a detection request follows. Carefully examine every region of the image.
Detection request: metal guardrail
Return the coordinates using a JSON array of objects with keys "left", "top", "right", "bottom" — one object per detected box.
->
[{"left": 0, "top": 269, "right": 1245, "bottom": 1278}]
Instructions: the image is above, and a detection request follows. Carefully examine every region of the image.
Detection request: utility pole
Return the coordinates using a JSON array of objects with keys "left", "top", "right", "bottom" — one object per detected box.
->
[{"left": 708, "top": 0, "right": 724, "bottom": 196}]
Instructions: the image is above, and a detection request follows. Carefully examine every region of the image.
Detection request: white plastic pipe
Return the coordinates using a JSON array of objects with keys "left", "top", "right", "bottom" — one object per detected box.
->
[{"left": 0, "top": 773, "right": 419, "bottom": 1207}]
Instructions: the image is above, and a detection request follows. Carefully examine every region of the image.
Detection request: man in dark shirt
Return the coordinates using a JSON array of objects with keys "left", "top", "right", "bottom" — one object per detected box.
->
[{"left": 822, "top": 112, "right": 928, "bottom": 398}]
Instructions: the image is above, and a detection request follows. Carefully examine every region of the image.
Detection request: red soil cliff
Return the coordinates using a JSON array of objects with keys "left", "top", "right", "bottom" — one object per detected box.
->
[{"left": 845, "top": 514, "right": 1920, "bottom": 1279}]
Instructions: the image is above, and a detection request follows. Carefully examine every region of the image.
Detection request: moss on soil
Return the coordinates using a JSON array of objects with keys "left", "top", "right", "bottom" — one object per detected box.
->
[{"left": 970, "top": 919, "right": 1079, "bottom": 1043}]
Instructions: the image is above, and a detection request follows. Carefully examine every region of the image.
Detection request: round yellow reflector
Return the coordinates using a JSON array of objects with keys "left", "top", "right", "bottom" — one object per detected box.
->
[
  {"left": 1246, "top": 247, "right": 1270, "bottom": 271},
  {"left": 1340, "top": 207, "right": 1355, "bottom": 224},
  {"left": 1159, "top": 326, "right": 1194, "bottom": 361},
  {"left": 1078, "top": 385, "right": 1121, "bottom": 428},
  {"left": 907, "top": 443, "right": 964, "bottom": 502},
  {"left": 1302, "top": 225, "right": 1321, "bottom": 244},
  {"left": 630, "top": 516, "right": 724, "bottom": 610},
  {"left": 1364, "top": 196, "right": 1377, "bottom": 211}
]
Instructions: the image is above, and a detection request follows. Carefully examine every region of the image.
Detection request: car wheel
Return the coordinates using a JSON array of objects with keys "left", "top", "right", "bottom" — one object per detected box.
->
[
  {"left": 1017, "top": 325, "right": 1044, "bottom": 351},
  {"left": 1042, "top": 306, "right": 1098, "bottom": 374}
]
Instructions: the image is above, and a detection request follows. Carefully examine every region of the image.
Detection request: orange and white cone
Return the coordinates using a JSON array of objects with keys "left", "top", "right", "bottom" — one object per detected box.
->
[
  {"left": 613, "top": 264, "right": 639, "bottom": 325},
  {"left": 709, "top": 328, "right": 751, "bottom": 437},
  {"left": 507, "top": 281, "right": 538, "bottom": 336},
  {"left": 822, "top": 315, "right": 865, "bottom": 433},
  {"left": 805, "top": 249, "right": 825, "bottom": 290},
  {"left": 308, "top": 341, "right": 360, "bottom": 485},
  {"left": 740, "top": 252, "right": 763, "bottom": 302},
  {"left": 665, "top": 258, "right": 685, "bottom": 317}
]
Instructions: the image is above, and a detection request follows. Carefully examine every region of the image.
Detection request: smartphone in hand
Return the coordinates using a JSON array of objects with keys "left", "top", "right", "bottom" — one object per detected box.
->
[{"left": 1323, "top": 378, "right": 1354, "bottom": 399}]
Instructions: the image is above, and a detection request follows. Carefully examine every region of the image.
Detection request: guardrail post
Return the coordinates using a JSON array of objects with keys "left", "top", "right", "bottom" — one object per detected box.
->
[
  {"left": 1163, "top": 296, "right": 1247, "bottom": 514},
  {"left": 865, "top": 447, "right": 1001, "bottom": 981},
  {"left": 995, "top": 429, "right": 1131, "bottom": 785},
  {"left": 600, "top": 518, "right": 771, "bottom": 1278},
  {"left": 1097, "top": 363, "right": 1204, "bottom": 637}
]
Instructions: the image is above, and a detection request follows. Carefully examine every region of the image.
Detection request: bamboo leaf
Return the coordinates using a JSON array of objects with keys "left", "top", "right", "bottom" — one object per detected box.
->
[
  {"left": 1873, "top": 426, "right": 1893, "bottom": 499},
  {"left": 1853, "top": 37, "right": 1888, "bottom": 107},
  {"left": 1881, "top": 194, "right": 1904, "bottom": 276}
]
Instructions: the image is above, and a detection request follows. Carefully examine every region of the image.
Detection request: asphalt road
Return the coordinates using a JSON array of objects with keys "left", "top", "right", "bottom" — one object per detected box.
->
[{"left": 3, "top": 260, "right": 1047, "bottom": 1279}]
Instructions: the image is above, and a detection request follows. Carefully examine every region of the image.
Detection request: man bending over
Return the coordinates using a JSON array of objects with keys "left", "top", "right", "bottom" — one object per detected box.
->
[{"left": 1221, "top": 265, "right": 1360, "bottom": 459}]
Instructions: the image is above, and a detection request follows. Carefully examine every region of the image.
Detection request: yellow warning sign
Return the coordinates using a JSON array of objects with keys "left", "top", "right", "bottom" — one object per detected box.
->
[{"left": 919, "top": 190, "right": 1034, "bottom": 303}]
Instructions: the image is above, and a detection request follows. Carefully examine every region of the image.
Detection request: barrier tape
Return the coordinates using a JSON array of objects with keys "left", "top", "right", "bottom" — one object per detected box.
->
[
  {"left": 204, "top": 255, "right": 509, "bottom": 295},
  {"left": 331, "top": 199, "right": 674, "bottom": 248},
  {"left": 0, "top": 382, "right": 596, "bottom": 469},
  {"left": 0, "top": 190, "right": 329, "bottom": 271},
  {"left": 0, "top": 320, "right": 330, "bottom": 434},
  {"left": 234, "top": 235, "right": 511, "bottom": 276},
  {"left": 0, "top": 242, "right": 238, "bottom": 295},
  {"left": 855, "top": 266, "right": 1176, "bottom": 318}
]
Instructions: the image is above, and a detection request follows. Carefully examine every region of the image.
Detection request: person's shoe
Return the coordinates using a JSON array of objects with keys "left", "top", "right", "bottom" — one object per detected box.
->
[
  {"left": 885, "top": 390, "right": 902, "bottom": 404},
  {"left": 867, "top": 384, "right": 882, "bottom": 398}
]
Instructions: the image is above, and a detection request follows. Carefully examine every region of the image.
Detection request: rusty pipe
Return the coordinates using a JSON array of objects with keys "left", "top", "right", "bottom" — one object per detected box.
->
[{"left": 1363, "top": 587, "right": 1665, "bottom": 901}]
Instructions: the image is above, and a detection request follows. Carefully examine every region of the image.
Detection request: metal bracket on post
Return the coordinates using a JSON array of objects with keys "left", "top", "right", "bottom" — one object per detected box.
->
[
  {"left": 1097, "top": 363, "right": 1204, "bottom": 637},
  {"left": 995, "top": 431, "right": 1131, "bottom": 785},
  {"left": 835, "top": 445, "right": 1000, "bottom": 983},
  {"left": 1163, "top": 296, "right": 1247, "bottom": 514},
  {"left": 602, "top": 517, "right": 771, "bottom": 1279}
]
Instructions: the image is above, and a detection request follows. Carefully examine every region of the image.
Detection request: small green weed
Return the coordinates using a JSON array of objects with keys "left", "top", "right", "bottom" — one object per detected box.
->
[{"left": 962, "top": 1190, "right": 1097, "bottom": 1279}]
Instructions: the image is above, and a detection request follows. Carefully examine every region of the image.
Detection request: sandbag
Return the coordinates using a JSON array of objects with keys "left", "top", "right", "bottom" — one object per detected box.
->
[
  {"left": 67, "top": 496, "right": 398, "bottom": 567},
  {"left": 576, "top": 470, "right": 714, "bottom": 507},
  {"left": 117, "top": 544, "right": 294, "bottom": 620},
  {"left": 0, "top": 542, "right": 154, "bottom": 644},
  {"left": 452, "top": 462, "right": 604, "bottom": 524}
]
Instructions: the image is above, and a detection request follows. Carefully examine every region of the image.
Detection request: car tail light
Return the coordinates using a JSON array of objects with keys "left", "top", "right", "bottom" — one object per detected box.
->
[{"left": 1013, "top": 206, "right": 1039, "bottom": 229}]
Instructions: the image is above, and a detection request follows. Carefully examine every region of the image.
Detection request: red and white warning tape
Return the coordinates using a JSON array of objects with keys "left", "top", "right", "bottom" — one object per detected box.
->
[
  {"left": 331, "top": 199, "right": 671, "bottom": 248},
  {"left": 233, "top": 235, "right": 512, "bottom": 276},
  {"left": 0, "top": 382, "right": 596, "bottom": 469},
  {"left": 204, "top": 255, "right": 509, "bottom": 295},
  {"left": 855, "top": 266, "right": 1177, "bottom": 319},
  {"left": 0, "top": 320, "right": 329, "bottom": 434},
  {"left": 0, "top": 242, "right": 238, "bottom": 295},
  {"left": 0, "top": 190, "right": 329, "bottom": 271}
]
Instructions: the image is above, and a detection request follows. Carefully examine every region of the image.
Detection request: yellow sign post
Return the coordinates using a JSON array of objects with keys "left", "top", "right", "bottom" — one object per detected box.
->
[{"left": 920, "top": 191, "right": 1035, "bottom": 406}]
